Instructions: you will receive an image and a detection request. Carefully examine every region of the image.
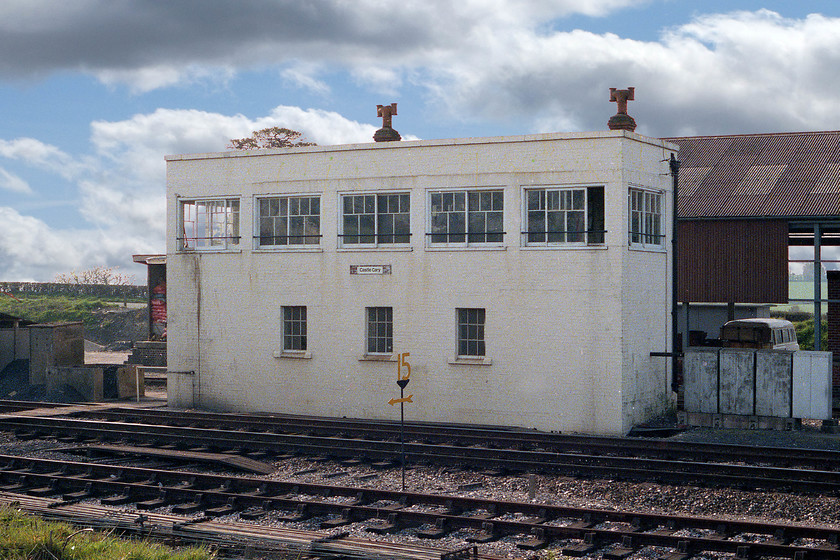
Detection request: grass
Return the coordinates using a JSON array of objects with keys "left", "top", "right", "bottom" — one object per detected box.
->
[
  {"left": 0, "top": 294, "right": 137, "bottom": 328},
  {"left": 0, "top": 506, "right": 214, "bottom": 560}
]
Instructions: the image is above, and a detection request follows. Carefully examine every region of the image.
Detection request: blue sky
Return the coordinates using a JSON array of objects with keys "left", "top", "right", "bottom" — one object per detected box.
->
[{"left": 1, "top": 0, "right": 839, "bottom": 281}]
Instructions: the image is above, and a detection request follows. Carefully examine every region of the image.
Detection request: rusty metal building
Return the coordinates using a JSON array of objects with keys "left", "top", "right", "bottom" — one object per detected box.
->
[{"left": 665, "top": 131, "right": 840, "bottom": 383}]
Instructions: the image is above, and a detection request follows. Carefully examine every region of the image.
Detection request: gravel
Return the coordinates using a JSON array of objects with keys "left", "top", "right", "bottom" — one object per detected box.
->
[{"left": 3, "top": 425, "right": 840, "bottom": 559}]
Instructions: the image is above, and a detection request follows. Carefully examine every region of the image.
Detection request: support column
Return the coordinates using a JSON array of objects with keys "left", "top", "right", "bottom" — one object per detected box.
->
[
  {"left": 815, "top": 223, "right": 823, "bottom": 351},
  {"left": 827, "top": 270, "right": 840, "bottom": 388}
]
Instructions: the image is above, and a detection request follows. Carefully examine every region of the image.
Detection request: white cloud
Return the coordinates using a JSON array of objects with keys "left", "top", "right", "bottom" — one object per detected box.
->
[
  {"left": 0, "top": 167, "right": 32, "bottom": 194},
  {"left": 281, "top": 64, "right": 331, "bottom": 96},
  {"left": 0, "top": 206, "right": 156, "bottom": 282},
  {"left": 417, "top": 9, "right": 840, "bottom": 135},
  {"left": 0, "top": 138, "right": 90, "bottom": 180},
  {"left": 1, "top": 104, "right": 384, "bottom": 281}
]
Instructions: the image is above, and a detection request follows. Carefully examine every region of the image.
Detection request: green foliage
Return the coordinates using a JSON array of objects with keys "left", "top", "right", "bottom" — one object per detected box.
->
[
  {"left": 794, "top": 318, "right": 828, "bottom": 351},
  {"left": 0, "top": 294, "right": 119, "bottom": 327},
  {"left": 0, "top": 507, "right": 214, "bottom": 559},
  {"left": 227, "top": 127, "right": 315, "bottom": 150}
]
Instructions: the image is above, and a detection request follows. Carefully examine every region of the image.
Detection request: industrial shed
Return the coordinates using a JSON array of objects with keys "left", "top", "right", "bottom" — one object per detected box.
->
[
  {"left": 665, "top": 131, "right": 840, "bottom": 385},
  {"left": 165, "top": 130, "right": 676, "bottom": 435}
]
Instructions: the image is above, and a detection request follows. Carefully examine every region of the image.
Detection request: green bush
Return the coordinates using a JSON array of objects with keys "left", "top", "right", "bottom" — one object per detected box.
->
[{"left": 794, "top": 318, "right": 828, "bottom": 351}]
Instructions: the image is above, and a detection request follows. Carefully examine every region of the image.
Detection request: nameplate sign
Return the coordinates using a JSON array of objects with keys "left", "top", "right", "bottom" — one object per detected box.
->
[{"left": 350, "top": 265, "right": 391, "bottom": 275}]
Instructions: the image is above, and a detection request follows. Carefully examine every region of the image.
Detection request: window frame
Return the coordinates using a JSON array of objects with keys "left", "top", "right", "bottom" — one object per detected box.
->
[
  {"left": 178, "top": 197, "right": 241, "bottom": 251},
  {"left": 282, "top": 306, "right": 307, "bottom": 352},
  {"left": 456, "top": 307, "right": 486, "bottom": 358},
  {"left": 628, "top": 187, "right": 665, "bottom": 249},
  {"left": 426, "top": 188, "right": 505, "bottom": 248},
  {"left": 521, "top": 185, "right": 606, "bottom": 247},
  {"left": 366, "top": 306, "right": 393, "bottom": 355},
  {"left": 338, "top": 192, "right": 411, "bottom": 248},
  {"left": 254, "top": 194, "right": 321, "bottom": 249}
]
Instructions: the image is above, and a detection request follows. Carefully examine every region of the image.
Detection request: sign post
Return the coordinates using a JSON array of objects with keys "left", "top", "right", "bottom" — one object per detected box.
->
[{"left": 389, "top": 352, "right": 411, "bottom": 491}]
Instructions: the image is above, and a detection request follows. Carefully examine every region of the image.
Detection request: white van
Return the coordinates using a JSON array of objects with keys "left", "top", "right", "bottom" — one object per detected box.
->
[{"left": 719, "top": 318, "right": 800, "bottom": 351}]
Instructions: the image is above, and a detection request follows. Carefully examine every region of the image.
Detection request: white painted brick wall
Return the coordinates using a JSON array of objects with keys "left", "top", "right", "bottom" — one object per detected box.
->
[{"left": 166, "top": 131, "right": 675, "bottom": 435}]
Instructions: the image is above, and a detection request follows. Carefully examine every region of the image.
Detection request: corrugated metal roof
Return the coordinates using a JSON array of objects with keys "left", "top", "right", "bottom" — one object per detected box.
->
[{"left": 665, "top": 131, "right": 840, "bottom": 218}]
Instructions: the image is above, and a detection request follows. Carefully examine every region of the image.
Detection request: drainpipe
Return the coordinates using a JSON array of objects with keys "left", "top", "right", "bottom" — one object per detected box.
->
[{"left": 669, "top": 153, "right": 681, "bottom": 392}]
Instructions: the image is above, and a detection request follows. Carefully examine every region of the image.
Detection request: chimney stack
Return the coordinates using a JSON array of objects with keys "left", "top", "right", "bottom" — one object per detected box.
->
[
  {"left": 374, "top": 103, "right": 401, "bottom": 142},
  {"left": 608, "top": 87, "right": 637, "bottom": 132}
]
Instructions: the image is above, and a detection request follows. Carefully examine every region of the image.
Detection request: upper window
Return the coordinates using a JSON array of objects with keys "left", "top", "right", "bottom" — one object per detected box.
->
[
  {"left": 523, "top": 186, "right": 604, "bottom": 245},
  {"left": 366, "top": 307, "right": 393, "bottom": 354},
  {"left": 179, "top": 198, "right": 240, "bottom": 250},
  {"left": 629, "top": 188, "right": 663, "bottom": 247},
  {"left": 429, "top": 190, "right": 503, "bottom": 246},
  {"left": 340, "top": 193, "right": 410, "bottom": 246},
  {"left": 257, "top": 195, "right": 320, "bottom": 247}
]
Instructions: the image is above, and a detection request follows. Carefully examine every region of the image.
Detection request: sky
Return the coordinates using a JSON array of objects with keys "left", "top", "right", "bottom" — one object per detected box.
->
[{"left": 1, "top": 0, "right": 839, "bottom": 282}]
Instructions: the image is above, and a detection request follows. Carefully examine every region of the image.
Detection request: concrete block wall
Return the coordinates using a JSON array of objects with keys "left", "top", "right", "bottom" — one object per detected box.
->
[{"left": 683, "top": 348, "right": 832, "bottom": 420}]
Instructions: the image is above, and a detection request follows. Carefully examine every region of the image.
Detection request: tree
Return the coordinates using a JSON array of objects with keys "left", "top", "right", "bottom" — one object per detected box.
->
[
  {"left": 54, "top": 266, "right": 133, "bottom": 285},
  {"left": 227, "top": 127, "right": 316, "bottom": 150}
]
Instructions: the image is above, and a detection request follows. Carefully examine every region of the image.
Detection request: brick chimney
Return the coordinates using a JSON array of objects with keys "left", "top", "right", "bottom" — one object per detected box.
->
[
  {"left": 608, "top": 87, "right": 637, "bottom": 132},
  {"left": 373, "top": 103, "right": 401, "bottom": 142}
]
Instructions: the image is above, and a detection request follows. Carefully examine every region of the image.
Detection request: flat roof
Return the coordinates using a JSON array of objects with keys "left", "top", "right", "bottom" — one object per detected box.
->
[{"left": 166, "top": 129, "right": 678, "bottom": 162}]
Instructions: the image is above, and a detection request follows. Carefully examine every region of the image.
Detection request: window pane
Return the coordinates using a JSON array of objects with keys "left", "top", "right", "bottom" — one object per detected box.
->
[
  {"left": 454, "top": 192, "right": 465, "bottom": 211},
  {"left": 527, "top": 190, "right": 543, "bottom": 210},
  {"left": 567, "top": 212, "right": 584, "bottom": 243},
  {"left": 587, "top": 186, "right": 604, "bottom": 244},
  {"left": 527, "top": 210, "right": 544, "bottom": 243},
  {"left": 486, "top": 211, "right": 503, "bottom": 242}
]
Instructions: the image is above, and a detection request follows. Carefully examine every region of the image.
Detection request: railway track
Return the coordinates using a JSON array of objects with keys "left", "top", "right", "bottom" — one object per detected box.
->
[
  {"left": 70, "top": 407, "right": 840, "bottom": 470},
  {"left": 1, "top": 413, "right": 840, "bottom": 493},
  {"left": 1, "top": 453, "right": 839, "bottom": 559}
]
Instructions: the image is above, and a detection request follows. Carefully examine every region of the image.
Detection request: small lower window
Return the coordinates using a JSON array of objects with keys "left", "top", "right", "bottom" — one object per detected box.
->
[
  {"left": 457, "top": 308, "right": 485, "bottom": 357},
  {"left": 283, "top": 306, "right": 307, "bottom": 351},
  {"left": 367, "top": 307, "right": 393, "bottom": 353}
]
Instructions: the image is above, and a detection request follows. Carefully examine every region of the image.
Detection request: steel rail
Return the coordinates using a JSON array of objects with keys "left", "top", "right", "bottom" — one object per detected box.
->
[
  {"left": 72, "top": 407, "right": 840, "bottom": 470},
  {"left": 2, "top": 416, "right": 840, "bottom": 493},
  {"left": 1, "top": 454, "right": 839, "bottom": 559}
]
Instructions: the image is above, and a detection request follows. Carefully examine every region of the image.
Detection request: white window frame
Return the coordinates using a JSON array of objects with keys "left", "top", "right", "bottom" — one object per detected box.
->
[
  {"left": 255, "top": 194, "right": 321, "bottom": 249},
  {"left": 457, "top": 307, "right": 485, "bottom": 357},
  {"left": 282, "top": 305, "right": 307, "bottom": 352},
  {"left": 628, "top": 187, "right": 664, "bottom": 248},
  {"left": 427, "top": 188, "right": 505, "bottom": 248},
  {"left": 178, "top": 197, "right": 240, "bottom": 251},
  {"left": 338, "top": 192, "right": 411, "bottom": 248},
  {"left": 366, "top": 306, "right": 393, "bottom": 355},
  {"left": 522, "top": 185, "right": 605, "bottom": 247}
]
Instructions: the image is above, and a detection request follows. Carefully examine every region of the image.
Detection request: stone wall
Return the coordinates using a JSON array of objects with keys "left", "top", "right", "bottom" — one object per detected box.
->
[{"left": 0, "top": 282, "right": 146, "bottom": 299}]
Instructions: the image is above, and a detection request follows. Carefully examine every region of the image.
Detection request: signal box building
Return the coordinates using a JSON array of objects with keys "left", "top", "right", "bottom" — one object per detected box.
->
[{"left": 165, "top": 130, "right": 676, "bottom": 435}]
